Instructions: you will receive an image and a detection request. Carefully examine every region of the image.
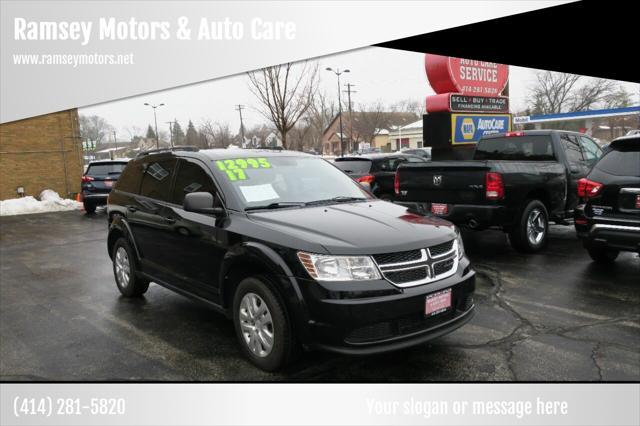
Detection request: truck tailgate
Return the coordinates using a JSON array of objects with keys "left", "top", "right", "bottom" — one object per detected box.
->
[{"left": 398, "top": 161, "right": 490, "bottom": 204}]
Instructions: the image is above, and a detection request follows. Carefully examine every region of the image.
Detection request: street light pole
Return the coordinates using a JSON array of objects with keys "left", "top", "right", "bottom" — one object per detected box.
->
[
  {"left": 326, "top": 67, "right": 350, "bottom": 157},
  {"left": 144, "top": 102, "right": 165, "bottom": 148}
]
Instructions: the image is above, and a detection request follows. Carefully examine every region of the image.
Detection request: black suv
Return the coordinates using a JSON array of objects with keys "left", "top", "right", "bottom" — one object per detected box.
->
[
  {"left": 333, "top": 153, "right": 426, "bottom": 200},
  {"left": 107, "top": 148, "right": 475, "bottom": 370},
  {"left": 575, "top": 135, "right": 640, "bottom": 262},
  {"left": 81, "top": 160, "right": 129, "bottom": 213}
]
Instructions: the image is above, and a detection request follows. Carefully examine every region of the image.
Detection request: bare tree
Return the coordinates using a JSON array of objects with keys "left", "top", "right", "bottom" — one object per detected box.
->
[
  {"left": 527, "top": 71, "right": 616, "bottom": 115},
  {"left": 308, "top": 91, "right": 336, "bottom": 152},
  {"left": 390, "top": 99, "right": 424, "bottom": 117},
  {"left": 199, "top": 120, "right": 234, "bottom": 148},
  {"left": 352, "top": 103, "right": 419, "bottom": 145},
  {"left": 79, "top": 114, "right": 112, "bottom": 145},
  {"left": 352, "top": 101, "right": 387, "bottom": 145},
  {"left": 247, "top": 61, "right": 318, "bottom": 149}
]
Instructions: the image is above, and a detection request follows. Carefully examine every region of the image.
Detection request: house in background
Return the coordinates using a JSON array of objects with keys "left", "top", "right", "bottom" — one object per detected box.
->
[
  {"left": 387, "top": 119, "right": 425, "bottom": 151},
  {"left": 322, "top": 111, "right": 417, "bottom": 155}
]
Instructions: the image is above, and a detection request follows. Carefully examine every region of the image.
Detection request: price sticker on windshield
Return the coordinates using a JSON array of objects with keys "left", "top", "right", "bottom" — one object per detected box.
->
[{"left": 216, "top": 158, "right": 271, "bottom": 181}]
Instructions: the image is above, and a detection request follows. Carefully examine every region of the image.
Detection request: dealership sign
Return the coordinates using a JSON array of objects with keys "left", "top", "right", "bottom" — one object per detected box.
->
[
  {"left": 451, "top": 113, "right": 511, "bottom": 144},
  {"left": 426, "top": 54, "right": 509, "bottom": 97}
]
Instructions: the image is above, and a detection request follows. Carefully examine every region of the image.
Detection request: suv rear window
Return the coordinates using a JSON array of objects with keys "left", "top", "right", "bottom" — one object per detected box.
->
[
  {"left": 333, "top": 159, "right": 372, "bottom": 174},
  {"left": 596, "top": 149, "right": 640, "bottom": 177},
  {"left": 86, "top": 162, "right": 127, "bottom": 176},
  {"left": 474, "top": 136, "right": 555, "bottom": 161}
]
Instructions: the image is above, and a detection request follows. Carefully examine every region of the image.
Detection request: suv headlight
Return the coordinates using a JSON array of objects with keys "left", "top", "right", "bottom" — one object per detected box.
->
[
  {"left": 455, "top": 227, "right": 465, "bottom": 259},
  {"left": 297, "top": 252, "right": 381, "bottom": 281}
]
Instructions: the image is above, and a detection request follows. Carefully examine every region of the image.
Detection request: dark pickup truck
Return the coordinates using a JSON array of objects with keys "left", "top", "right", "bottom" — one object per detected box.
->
[{"left": 395, "top": 130, "right": 604, "bottom": 252}]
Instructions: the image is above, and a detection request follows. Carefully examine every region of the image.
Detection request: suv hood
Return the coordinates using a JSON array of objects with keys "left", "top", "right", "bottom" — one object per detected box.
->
[{"left": 241, "top": 200, "right": 456, "bottom": 255}]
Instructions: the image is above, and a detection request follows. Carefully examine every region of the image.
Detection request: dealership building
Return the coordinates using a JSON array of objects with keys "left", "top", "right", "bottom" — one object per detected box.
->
[{"left": 0, "top": 109, "right": 83, "bottom": 200}]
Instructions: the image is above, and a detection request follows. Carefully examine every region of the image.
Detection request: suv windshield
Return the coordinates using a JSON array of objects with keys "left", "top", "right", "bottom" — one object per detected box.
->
[
  {"left": 87, "top": 162, "right": 127, "bottom": 176},
  {"left": 213, "top": 156, "right": 372, "bottom": 210}
]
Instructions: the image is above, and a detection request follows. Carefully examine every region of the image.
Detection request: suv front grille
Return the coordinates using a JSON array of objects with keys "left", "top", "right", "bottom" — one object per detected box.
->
[
  {"left": 429, "top": 240, "right": 454, "bottom": 257},
  {"left": 385, "top": 267, "right": 428, "bottom": 284},
  {"left": 373, "top": 240, "right": 457, "bottom": 288},
  {"left": 372, "top": 250, "right": 422, "bottom": 265}
]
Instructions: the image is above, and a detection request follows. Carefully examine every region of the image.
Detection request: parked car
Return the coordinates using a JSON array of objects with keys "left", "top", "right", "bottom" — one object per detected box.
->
[
  {"left": 81, "top": 159, "right": 129, "bottom": 213},
  {"left": 334, "top": 153, "right": 427, "bottom": 200},
  {"left": 107, "top": 148, "right": 475, "bottom": 371},
  {"left": 575, "top": 135, "right": 640, "bottom": 262},
  {"left": 394, "top": 130, "right": 604, "bottom": 252},
  {"left": 401, "top": 147, "right": 432, "bottom": 160}
]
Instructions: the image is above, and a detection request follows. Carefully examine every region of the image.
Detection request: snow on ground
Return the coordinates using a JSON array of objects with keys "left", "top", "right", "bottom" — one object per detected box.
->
[{"left": 0, "top": 190, "right": 82, "bottom": 216}]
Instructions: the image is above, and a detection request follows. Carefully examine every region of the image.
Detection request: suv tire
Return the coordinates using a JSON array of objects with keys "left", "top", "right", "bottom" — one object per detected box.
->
[
  {"left": 112, "top": 237, "right": 149, "bottom": 297},
  {"left": 509, "top": 200, "right": 549, "bottom": 253},
  {"left": 586, "top": 245, "right": 619, "bottom": 263},
  {"left": 232, "top": 276, "right": 297, "bottom": 371},
  {"left": 84, "top": 201, "right": 96, "bottom": 214}
]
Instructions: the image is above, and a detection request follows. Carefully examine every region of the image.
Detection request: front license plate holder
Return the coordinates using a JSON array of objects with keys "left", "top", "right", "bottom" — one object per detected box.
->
[
  {"left": 430, "top": 203, "right": 448, "bottom": 215},
  {"left": 425, "top": 288, "right": 452, "bottom": 317}
]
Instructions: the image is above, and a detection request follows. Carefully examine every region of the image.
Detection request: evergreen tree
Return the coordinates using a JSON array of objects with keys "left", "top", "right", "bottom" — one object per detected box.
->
[
  {"left": 172, "top": 120, "right": 185, "bottom": 145},
  {"left": 146, "top": 125, "right": 157, "bottom": 140},
  {"left": 185, "top": 120, "right": 199, "bottom": 147}
]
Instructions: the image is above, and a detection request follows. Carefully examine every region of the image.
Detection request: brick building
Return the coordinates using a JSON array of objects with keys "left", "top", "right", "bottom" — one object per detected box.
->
[{"left": 0, "top": 109, "right": 83, "bottom": 200}]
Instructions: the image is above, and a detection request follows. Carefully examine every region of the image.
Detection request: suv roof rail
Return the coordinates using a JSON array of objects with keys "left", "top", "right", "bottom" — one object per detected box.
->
[{"left": 135, "top": 146, "right": 199, "bottom": 158}]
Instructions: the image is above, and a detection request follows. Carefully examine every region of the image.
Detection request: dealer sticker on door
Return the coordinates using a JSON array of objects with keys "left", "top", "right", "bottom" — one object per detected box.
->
[{"left": 425, "top": 288, "right": 452, "bottom": 317}]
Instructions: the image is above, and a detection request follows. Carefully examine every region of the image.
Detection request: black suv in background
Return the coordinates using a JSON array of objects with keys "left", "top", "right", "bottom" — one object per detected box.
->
[
  {"left": 107, "top": 148, "right": 475, "bottom": 371},
  {"left": 81, "top": 160, "right": 128, "bottom": 213},
  {"left": 333, "top": 153, "right": 426, "bottom": 200},
  {"left": 575, "top": 135, "right": 640, "bottom": 262}
]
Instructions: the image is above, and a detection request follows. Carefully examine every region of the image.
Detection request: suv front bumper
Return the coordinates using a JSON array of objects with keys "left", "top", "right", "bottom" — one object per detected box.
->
[{"left": 295, "top": 260, "right": 476, "bottom": 355}]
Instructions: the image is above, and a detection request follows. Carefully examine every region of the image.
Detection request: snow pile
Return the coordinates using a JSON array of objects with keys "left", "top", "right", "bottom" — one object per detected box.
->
[{"left": 0, "top": 190, "right": 82, "bottom": 216}]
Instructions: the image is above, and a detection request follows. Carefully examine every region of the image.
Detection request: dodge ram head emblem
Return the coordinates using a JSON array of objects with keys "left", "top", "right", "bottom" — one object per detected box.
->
[{"left": 433, "top": 175, "right": 443, "bottom": 186}]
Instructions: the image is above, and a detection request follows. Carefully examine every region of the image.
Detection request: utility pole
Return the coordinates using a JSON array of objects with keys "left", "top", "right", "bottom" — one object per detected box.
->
[
  {"left": 343, "top": 83, "right": 356, "bottom": 151},
  {"left": 165, "top": 121, "right": 174, "bottom": 148},
  {"left": 235, "top": 105, "right": 246, "bottom": 147},
  {"left": 112, "top": 130, "right": 117, "bottom": 159}
]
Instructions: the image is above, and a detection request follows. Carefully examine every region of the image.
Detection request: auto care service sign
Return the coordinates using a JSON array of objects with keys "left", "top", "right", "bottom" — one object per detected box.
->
[
  {"left": 451, "top": 113, "right": 511, "bottom": 145},
  {"left": 426, "top": 54, "right": 509, "bottom": 96}
]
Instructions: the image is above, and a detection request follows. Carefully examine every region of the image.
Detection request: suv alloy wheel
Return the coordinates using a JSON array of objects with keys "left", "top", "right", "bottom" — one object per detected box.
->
[{"left": 232, "top": 276, "right": 297, "bottom": 371}]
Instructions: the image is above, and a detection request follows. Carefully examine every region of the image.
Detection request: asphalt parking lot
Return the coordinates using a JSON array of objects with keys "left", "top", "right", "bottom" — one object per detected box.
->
[{"left": 1, "top": 210, "right": 638, "bottom": 381}]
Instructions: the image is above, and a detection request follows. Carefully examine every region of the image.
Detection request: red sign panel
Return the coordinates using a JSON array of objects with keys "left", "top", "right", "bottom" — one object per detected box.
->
[{"left": 425, "top": 54, "right": 509, "bottom": 97}]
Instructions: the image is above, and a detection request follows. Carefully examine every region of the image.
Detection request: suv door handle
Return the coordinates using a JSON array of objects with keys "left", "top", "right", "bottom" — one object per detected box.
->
[
  {"left": 163, "top": 217, "right": 176, "bottom": 224},
  {"left": 127, "top": 206, "right": 138, "bottom": 213}
]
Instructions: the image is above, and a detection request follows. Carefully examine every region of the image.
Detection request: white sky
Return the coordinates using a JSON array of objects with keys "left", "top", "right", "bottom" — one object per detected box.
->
[{"left": 80, "top": 46, "right": 640, "bottom": 141}]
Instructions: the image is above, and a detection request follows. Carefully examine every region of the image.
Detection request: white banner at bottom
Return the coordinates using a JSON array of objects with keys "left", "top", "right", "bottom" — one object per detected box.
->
[{"left": 1, "top": 383, "right": 638, "bottom": 425}]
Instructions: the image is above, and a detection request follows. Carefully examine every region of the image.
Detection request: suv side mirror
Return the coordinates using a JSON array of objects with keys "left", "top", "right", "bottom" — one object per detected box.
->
[{"left": 183, "top": 192, "right": 225, "bottom": 217}]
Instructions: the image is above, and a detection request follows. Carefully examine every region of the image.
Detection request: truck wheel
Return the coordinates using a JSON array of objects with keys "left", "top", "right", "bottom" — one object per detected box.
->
[
  {"left": 232, "top": 276, "right": 297, "bottom": 371},
  {"left": 84, "top": 201, "right": 96, "bottom": 214},
  {"left": 509, "top": 200, "right": 549, "bottom": 253},
  {"left": 112, "top": 238, "right": 149, "bottom": 297},
  {"left": 586, "top": 245, "right": 619, "bottom": 263}
]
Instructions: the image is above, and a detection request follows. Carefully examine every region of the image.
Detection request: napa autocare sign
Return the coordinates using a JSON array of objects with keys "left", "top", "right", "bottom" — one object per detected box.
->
[{"left": 451, "top": 114, "right": 511, "bottom": 145}]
